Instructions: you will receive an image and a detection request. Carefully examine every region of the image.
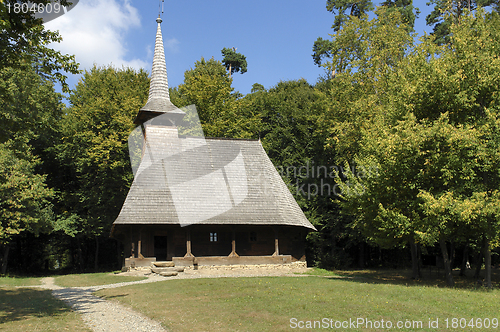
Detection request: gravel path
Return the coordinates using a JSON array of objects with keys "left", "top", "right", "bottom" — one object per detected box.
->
[{"left": 38, "top": 276, "right": 168, "bottom": 332}]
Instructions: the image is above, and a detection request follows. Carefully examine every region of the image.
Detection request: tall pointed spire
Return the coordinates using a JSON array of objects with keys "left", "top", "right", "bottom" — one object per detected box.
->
[{"left": 134, "top": 16, "right": 185, "bottom": 125}]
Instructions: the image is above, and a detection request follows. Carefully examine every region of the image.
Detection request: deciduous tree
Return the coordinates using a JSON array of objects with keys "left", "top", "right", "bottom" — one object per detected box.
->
[
  {"left": 0, "top": 0, "right": 80, "bottom": 93},
  {"left": 174, "top": 57, "right": 258, "bottom": 138},
  {"left": 55, "top": 66, "right": 149, "bottom": 271},
  {"left": 334, "top": 9, "right": 500, "bottom": 287}
]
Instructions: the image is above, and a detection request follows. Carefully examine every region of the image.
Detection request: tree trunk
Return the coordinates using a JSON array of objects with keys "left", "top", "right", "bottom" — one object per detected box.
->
[
  {"left": 94, "top": 236, "right": 99, "bottom": 272},
  {"left": 450, "top": 241, "right": 455, "bottom": 268},
  {"left": 484, "top": 238, "right": 492, "bottom": 290},
  {"left": 116, "top": 239, "right": 122, "bottom": 270},
  {"left": 474, "top": 240, "right": 484, "bottom": 280},
  {"left": 228, "top": 63, "right": 232, "bottom": 78},
  {"left": 410, "top": 240, "right": 420, "bottom": 279},
  {"left": 439, "top": 238, "right": 454, "bottom": 287},
  {"left": 77, "top": 239, "right": 84, "bottom": 272},
  {"left": 459, "top": 244, "right": 469, "bottom": 276},
  {"left": 1, "top": 244, "right": 10, "bottom": 275}
]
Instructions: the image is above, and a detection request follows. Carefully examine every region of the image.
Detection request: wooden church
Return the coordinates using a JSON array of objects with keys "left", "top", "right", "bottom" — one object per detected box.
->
[{"left": 111, "top": 16, "right": 316, "bottom": 268}]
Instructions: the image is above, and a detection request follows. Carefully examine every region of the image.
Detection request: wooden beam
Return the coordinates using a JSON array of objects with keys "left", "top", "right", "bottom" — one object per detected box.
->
[
  {"left": 138, "top": 240, "right": 144, "bottom": 259},
  {"left": 228, "top": 227, "right": 239, "bottom": 257},
  {"left": 138, "top": 229, "right": 144, "bottom": 259},
  {"left": 272, "top": 228, "right": 279, "bottom": 257},
  {"left": 129, "top": 226, "right": 134, "bottom": 258},
  {"left": 184, "top": 228, "right": 194, "bottom": 258}
]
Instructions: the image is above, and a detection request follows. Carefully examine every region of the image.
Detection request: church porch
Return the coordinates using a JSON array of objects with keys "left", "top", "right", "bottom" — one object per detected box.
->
[{"left": 112, "top": 224, "right": 307, "bottom": 268}]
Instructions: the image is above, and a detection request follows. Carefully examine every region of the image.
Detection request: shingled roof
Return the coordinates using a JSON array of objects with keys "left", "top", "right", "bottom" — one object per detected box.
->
[{"left": 114, "top": 126, "right": 315, "bottom": 230}]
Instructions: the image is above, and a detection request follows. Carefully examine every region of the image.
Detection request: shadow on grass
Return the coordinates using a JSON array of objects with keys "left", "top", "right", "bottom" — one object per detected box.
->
[
  {"left": 0, "top": 287, "right": 72, "bottom": 325},
  {"left": 312, "top": 268, "right": 500, "bottom": 290},
  {"left": 91, "top": 293, "right": 128, "bottom": 300}
]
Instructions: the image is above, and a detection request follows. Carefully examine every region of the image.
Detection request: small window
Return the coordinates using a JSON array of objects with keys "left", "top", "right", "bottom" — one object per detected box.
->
[
  {"left": 249, "top": 231, "right": 257, "bottom": 242},
  {"left": 210, "top": 232, "right": 218, "bottom": 242}
]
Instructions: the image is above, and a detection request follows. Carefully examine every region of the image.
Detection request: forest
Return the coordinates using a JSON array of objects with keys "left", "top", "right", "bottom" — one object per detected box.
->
[{"left": 1, "top": 0, "right": 500, "bottom": 288}]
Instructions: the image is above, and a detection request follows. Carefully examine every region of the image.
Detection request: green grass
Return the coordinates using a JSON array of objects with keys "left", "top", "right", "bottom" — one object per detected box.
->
[
  {"left": 0, "top": 276, "right": 42, "bottom": 287},
  {"left": 311, "top": 267, "right": 500, "bottom": 289},
  {"left": 55, "top": 272, "right": 147, "bottom": 287},
  {"left": 0, "top": 286, "right": 90, "bottom": 332},
  {"left": 95, "top": 271, "right": 500, "bottom": 332}
]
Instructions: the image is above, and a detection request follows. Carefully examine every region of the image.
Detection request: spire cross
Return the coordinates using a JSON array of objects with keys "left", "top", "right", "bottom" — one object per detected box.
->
[{"left": 159, "top": 0, "right": 164, "bottom": 16}]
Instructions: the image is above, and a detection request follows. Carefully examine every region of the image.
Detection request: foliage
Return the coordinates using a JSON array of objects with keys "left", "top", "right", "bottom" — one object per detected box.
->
[
  {"left": 221, "top": 47, "right": 247, "bottom": 78},
  {"left": 332, "top": 9, "right": 500, "bottom": 286},
  {"left": 0, "top": 0, "right": 80, "bottom": 92},
  {"left": 0, "top": 140, "right": 54, "bottom": 246},
  {"left": 312, "top": 4, "right": 414, "bottom": 77},
  {"left": 0, "top": 67, "right": 65, "bottom": 145},
  {"left": 0, "top": 66, "right": 63, "bottom": 273},
  {"left": 241, "top": 79, "right": 360, "bottom": 268},
  {"left": 173, "top": 57, "right": 258, "bottom": 138},
  {"left": 55, "top": 66, "right": 149, "bottom": 240},
  {"left": 326, "top": 0, "right": 374, "bottom": 32},
  {"left": 380, "top": 0, "right": 420, "bottom": 31},
  {"left": 319, "top": 7, "right": 414, "bottom": 162},
  {"left": 425, "top": 0, "right": 497, "bottom": 45}
]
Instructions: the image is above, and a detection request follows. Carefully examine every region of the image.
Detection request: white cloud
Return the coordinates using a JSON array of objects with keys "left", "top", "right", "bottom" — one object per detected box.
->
[
  {"left": 165, "top": 38, "right": 180, "bottom": 53},
  {"left": 45, "top": 0, "right": 148, "bottom": 71}
]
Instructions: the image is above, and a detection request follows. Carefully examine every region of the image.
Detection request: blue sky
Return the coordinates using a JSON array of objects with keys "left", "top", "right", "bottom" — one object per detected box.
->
[{"left": 45, "top": 0, "right": 435, "bottom": 97}]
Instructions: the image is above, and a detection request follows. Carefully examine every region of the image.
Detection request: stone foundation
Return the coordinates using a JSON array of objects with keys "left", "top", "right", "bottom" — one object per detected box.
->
[
  {"left": 122, "top": 260, "right": 307, "bottom": 273},
  {"left": 125, "top": 257, "right": 156, "bottom": 268},
  {"left": 184, "top": 261, "right": 307, "bottom": 271}
]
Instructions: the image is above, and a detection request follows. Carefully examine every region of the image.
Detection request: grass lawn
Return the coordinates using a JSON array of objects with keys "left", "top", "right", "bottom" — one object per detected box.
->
[
  {"left": 55, "top": 272, "right": 147, "bottom": 287},
  {"left": 308, "top": 267, "right": 500, "bottom": 289},
  {"left": 95, "top": 269, "right": 500, "bottom": 332},
  {"left": 0, "top": 276, "right": 42, "bottom": 287},
  {"left": 0, "top": 286, "right": 90, "bottom": 332}
]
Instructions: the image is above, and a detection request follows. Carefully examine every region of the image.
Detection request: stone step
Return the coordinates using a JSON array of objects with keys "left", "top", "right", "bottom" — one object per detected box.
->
[
  {"left": 159, "top": 271, "right": 178, "bottom": 277},
  {"left": 151, "top": 267, "right": 185, "bottom": 274},
  {"left": 153, "top": 261, "right": 175, "bottom": 267}
]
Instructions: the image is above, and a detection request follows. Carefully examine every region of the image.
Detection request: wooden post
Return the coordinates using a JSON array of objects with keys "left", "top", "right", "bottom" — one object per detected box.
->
[
  {"left": 228, "top": 227, "right": 239, "bottom": 257},
  {"left": 184, "top": 228, "right": 194, "bottom": 257},
  {"left": 129, "top": 226, "right": 134, "bottom": 258},
  {"left": 138, "top": 228, "right": 144, "bottom": 259},
  {"left": 272, "top": 228, "right": 279, "bottom": 257},
  {"left": 138, "top": 240, "right": 145, "bottom": 259}
]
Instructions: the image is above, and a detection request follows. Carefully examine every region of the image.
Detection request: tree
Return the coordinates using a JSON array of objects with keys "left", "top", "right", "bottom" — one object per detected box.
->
[
  {"left": 312, "top": 0, "right": 373, "bottom": 76},
  {"left": 334, "top": 9, "right": 500, "bottom": 287},
  {"left": 0, "top": 66, "right": 65, "bottom": 145},
  {"left": 241, "top": 79, "right": 363, "bottom": 268},
  {"left": 173, "top": 57, "right": 258, "bottom": 138},
  {"left": 312, "top": 1, "right": 416, "bottom": 77},
  {"left": 0, "top": 0, "right": 80, "bottom": 93},
  {"left": 55, "top": 65, "right": 149, "bottom": 271},
  {"left": 250, "top": 83, "right": 265, "bottom": 93},
  {"left": 0, "top": 66, "right": 64, "bottom": 274},
  {"left": 425, "top": 0, "right": 497, "bottom": 45},
  {"left": 380, "top": 0, "right": 420, "bottom": 31},
  {"left": 221, "top": 47, "right": 247, "bottom": 78},
  {"left": 0, "top": 140, "right": 54, "bottom": 274},
  {"left": 326, "top": 0, "right": 374, "bottom": 32}
]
